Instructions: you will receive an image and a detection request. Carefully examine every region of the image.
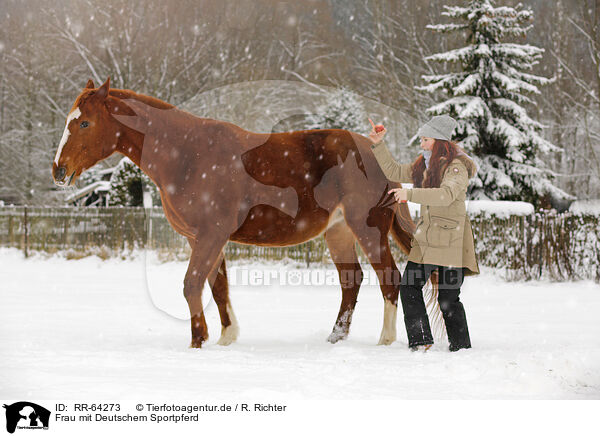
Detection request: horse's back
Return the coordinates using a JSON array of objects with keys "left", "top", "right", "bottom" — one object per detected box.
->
[{"left": 238, "top": 128, "right": 374, "bottom": 184}]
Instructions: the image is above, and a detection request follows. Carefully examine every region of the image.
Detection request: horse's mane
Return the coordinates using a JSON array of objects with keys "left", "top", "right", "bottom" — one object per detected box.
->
[
  {"left": 73, "top": 88, "right": 175, "bottom": 111},
  {"left": 108, "top": 89, "right": 175, "bottom": 110}
]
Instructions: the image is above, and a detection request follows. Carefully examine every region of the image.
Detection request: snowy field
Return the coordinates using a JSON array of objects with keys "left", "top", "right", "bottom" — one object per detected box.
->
[{"left": 1, "top": 247, "right": 599, "bottom": 401}]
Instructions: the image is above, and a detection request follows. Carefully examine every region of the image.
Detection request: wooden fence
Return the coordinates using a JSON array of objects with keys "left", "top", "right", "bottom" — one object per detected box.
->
[{"left": 0, "top": 206, "right": 598, "bottom": 282}]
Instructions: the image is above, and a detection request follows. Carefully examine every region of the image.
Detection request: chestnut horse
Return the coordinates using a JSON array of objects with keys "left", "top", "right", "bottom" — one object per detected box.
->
[{"left": 52, "top": 78, "right": 418, "bottom": 348}]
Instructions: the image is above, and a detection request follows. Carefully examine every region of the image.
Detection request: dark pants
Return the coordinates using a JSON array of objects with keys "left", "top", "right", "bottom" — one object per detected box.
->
[{"left": 400, "top": 261, "right": 471, "bottom": 351}]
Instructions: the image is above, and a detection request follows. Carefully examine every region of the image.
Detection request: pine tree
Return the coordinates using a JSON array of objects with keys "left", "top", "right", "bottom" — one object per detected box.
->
[
  {"left": 304, "top": 86, "right": 367, "bottom": 133},
  {"left": 108, "top": 157, "right": 160, "bottom": 207},
  {"left": 417, "top": 0, "right": 573, "bottom": 205}
]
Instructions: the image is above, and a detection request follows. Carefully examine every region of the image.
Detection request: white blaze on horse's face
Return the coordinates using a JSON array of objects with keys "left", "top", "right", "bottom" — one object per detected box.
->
[{"left": 54, "top": 107, "right": 82, "bottom": 165}]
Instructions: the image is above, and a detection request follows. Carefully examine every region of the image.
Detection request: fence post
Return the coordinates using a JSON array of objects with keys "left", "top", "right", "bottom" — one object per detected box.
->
[
  {"left": 146, "top": 209, "right": 152, "bottom": 250},
  {"left": 538, "top": 213, "right": 544, "bottom": 279},
  {"left": 8, "top": 214, "right": 13, "bottom": 247},
  {"left": 305, "top": 240, "right": 311, "bottom": 268},
  {"left": 62, "top": 213, "right": 69, "bottom": 251},
  {"left": 23, "top": 206, "right": 29, "bottom": 258}
]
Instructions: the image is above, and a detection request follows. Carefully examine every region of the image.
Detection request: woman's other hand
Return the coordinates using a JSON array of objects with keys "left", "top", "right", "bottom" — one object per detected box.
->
[
  {"left": 368, "top": 118, "right": 386, "bottom": 144},
  {"left": 388, "top": 187, "right": 408, "bottom": 203}
]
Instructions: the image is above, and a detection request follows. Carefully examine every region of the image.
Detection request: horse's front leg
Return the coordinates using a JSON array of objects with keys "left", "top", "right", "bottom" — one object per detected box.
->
[{"left": 184, "top": 234, "right": 230, "bottom": 348}]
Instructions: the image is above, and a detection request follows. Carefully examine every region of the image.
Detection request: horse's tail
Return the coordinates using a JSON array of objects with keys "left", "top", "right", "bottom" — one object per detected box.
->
[
  {"left": 423, "top": 270, "right": 446, "bottom": 340},
  {"left": 390, "top": 204, "right": 447, "bottom": 341},
  {"left": 389, "top": 202, "right": 413, "bottom": 255}
]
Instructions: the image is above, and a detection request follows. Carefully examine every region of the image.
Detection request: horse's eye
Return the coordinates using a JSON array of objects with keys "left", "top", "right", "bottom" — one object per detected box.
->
[{"left": 80, "top": 121, "right": 89, "bottom": 128}]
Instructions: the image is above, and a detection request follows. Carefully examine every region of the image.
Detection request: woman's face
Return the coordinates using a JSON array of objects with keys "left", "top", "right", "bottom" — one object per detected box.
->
[{"left": 419, "top": 136, "right": 435, "bottom": 151}]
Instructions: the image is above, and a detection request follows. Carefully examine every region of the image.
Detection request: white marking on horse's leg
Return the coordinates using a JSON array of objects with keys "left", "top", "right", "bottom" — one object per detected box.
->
[
  {"left": 378, "top": 299, "right": 397, "bottom": 345},
  {"left": 217, "top": 302, "right": 239, "bottom": 346},
  {"left": 327, "top": 310, "right": 351, "bottom": 343},
  {"left": 54, "top": 107, "right": 82, "bottom": 165}
]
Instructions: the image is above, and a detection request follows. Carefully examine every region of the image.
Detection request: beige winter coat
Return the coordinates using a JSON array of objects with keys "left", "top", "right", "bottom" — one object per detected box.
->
[{"left": 371, "top": 139, "right": 480, "bottom": 276}]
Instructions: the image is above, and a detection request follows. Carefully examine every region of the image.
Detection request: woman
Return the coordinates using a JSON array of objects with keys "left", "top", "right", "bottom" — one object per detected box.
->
[{"left": 367, "top": 115, "right": 479, "bottom": 352}]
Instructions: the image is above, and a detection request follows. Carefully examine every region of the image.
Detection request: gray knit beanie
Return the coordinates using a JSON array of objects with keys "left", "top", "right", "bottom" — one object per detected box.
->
[{"left": 416, "top": 115, "right": 458, "bottom": 141}]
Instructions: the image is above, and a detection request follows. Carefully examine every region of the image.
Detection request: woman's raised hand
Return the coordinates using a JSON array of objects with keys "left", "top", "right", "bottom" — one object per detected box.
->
[{"left": 368, "top": 118, "right": 386, "bottom": 145}]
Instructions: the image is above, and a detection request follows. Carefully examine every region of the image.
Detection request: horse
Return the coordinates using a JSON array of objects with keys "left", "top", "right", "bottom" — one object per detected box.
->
[{"left": 52, "top": 77, "right": 420, "bottom": 348}]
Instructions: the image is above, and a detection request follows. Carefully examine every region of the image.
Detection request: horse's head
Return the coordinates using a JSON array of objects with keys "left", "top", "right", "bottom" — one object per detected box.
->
[{"left": 52, "top": 77, "right": 120, "bottom": 186}]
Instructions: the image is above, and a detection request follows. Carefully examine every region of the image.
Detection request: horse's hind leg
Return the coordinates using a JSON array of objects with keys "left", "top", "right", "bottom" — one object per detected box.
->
[
  {"left": 185, "top": 234, "right": 230, "bottom": 348},
  {"left": 324, "top": 220, "right": 363, "bottom": 343},
  {"left": 343, "top": 209, "right": 400, "bottom": 345},
  {"left": 207, "top": 252, "right": 239, "bottom": 346}
]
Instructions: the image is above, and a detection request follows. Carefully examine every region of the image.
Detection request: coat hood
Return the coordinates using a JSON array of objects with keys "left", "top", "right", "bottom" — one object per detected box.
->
[{"left": 441, "top": 151, "right": 478, "bottom": 179}]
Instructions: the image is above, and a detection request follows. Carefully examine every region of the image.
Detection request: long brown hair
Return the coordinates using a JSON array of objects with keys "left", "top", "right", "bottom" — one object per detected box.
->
[{"left": 411, "top": 139, "right": 463, "bottom": 188}]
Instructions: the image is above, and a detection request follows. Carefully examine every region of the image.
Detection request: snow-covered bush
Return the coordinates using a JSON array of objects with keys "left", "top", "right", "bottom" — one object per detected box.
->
[
  {"left": 569, "top": 200, "right": 600, "bottom": 216},
  {"left": 304, "top": 86, "right": 368, "bottom": 133}
]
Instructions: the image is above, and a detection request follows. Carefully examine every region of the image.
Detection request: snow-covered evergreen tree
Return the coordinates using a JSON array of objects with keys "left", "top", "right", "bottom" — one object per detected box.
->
[
  {"left": 417, "top": 0, "right": 573, "bottom": 205},
  {"left": 108, "top": 158, "right": 160, "bottom": 207},
  {"left": 304, "top": 86, "right": 367, "bottom": 132}
]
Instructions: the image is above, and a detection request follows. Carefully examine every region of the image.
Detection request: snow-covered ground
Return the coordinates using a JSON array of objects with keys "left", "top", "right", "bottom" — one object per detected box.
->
[{"left": 1, "top": 248, "right": 599, "bottom": 400}]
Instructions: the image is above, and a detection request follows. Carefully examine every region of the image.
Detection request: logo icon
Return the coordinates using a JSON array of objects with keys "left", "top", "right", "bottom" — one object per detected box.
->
[{"left": 3, "top": 402, "right": 50, "bottom": 434}]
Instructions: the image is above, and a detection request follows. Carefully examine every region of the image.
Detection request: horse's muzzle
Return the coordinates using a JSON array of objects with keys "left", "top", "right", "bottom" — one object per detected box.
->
[{"left": 53, "top": 166, "right": 67, "bottom": 185}]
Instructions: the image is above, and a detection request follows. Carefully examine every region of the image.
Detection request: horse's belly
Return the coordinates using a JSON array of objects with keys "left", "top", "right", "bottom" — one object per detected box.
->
[{"left": 229, "top": 204, "right": 332, "bottom": 246}]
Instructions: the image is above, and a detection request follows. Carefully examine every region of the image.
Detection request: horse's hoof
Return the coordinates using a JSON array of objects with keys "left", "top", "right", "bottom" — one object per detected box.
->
[
  {"left": 217, "top": 336, "right": 236, "bottom": 346},
  {"left": 189, "top": 337, "right": 207, "bottom": 348},
  {"left": 217, "top": 324, "right": 239, "bottom": 346},
  {"left": 327, "top": 330, "right": 348, "bottom": 344},
  {"left": 377, "top": 334, "right": 396, "bottom": 346},
  {"left": 217, "top": 337, "right": 233, "bottom": 346}
]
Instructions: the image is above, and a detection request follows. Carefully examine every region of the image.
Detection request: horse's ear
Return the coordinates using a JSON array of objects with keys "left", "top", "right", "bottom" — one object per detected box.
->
[
  {"left": 85, "top": 79, "right": 95, "bottom": 89},
  {"left": 96, "top": 77, "right": 110, "bottom": 100}
]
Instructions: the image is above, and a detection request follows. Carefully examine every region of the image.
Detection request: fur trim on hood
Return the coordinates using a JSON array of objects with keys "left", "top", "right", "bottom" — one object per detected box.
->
[{"left": 440, "top": 151, "right": 478, "bottom": 179}]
